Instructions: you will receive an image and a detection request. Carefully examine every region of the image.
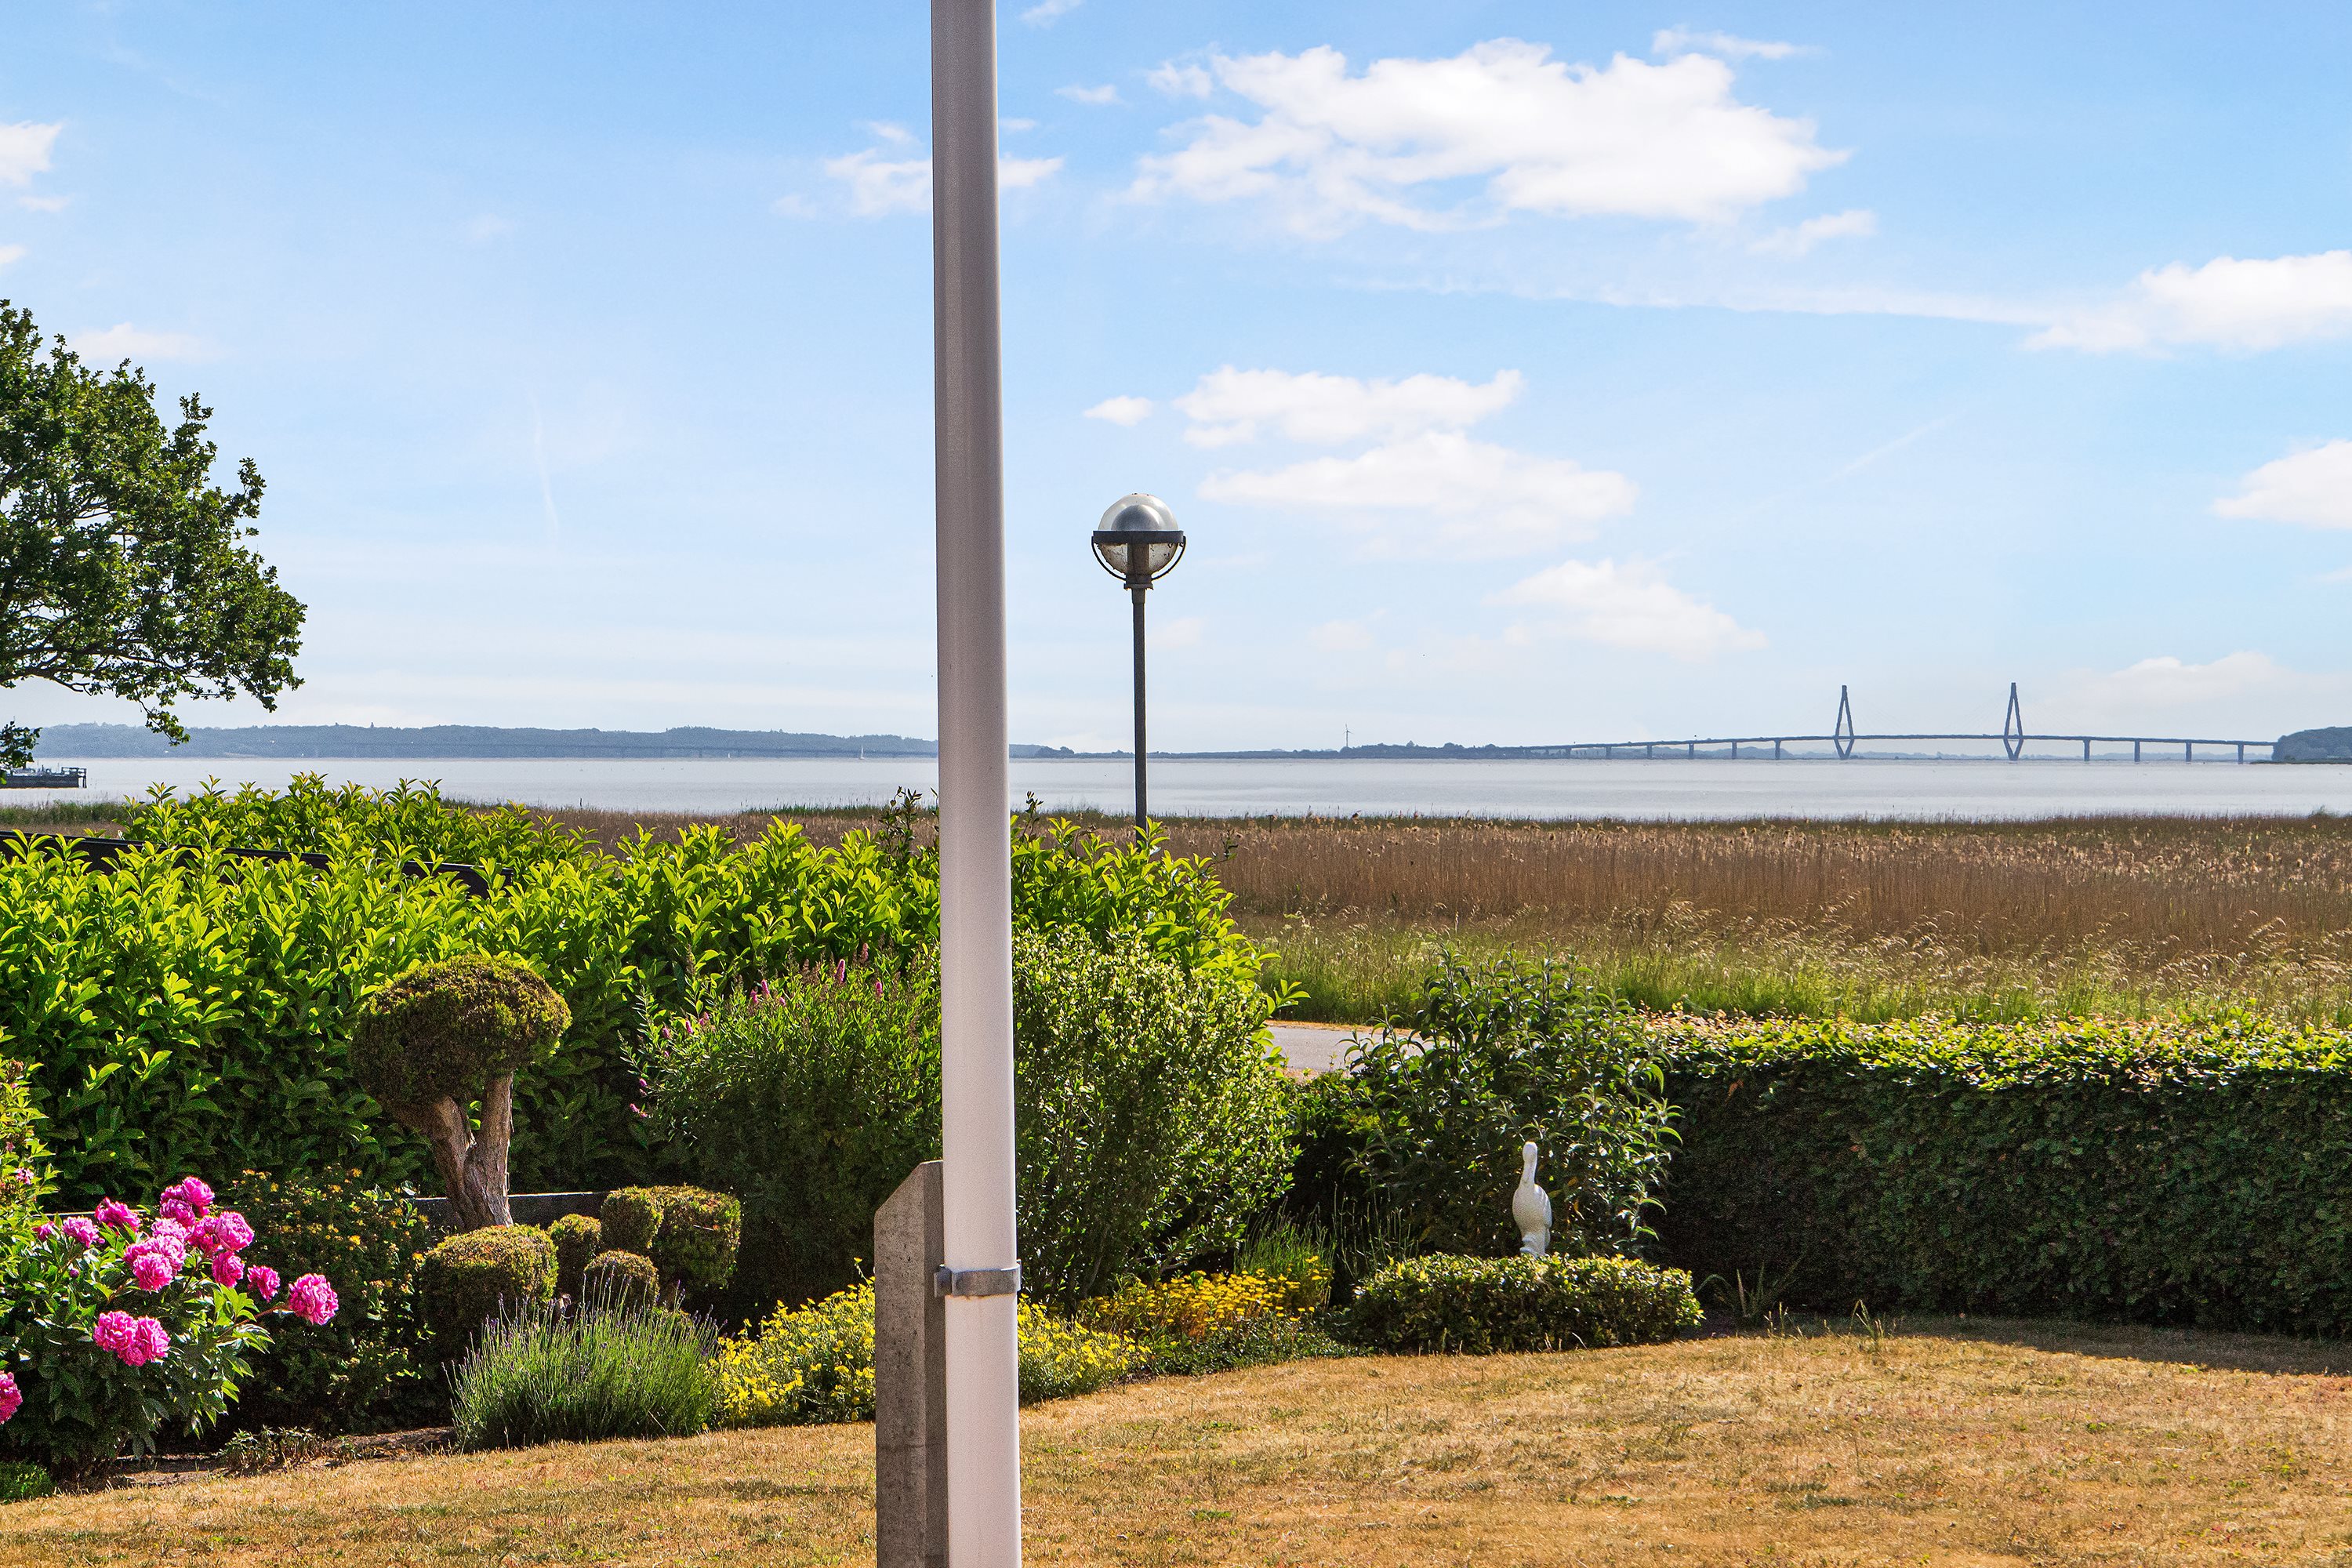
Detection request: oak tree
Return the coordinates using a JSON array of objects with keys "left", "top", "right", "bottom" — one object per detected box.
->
[{"left": 0, "top": 299, "right": 304, "bottom": 765}]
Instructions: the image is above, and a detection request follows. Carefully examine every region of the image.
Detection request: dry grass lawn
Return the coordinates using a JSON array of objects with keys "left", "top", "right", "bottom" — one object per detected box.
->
[{"left": 16, "top": 1317, "right": 2352, "bottom": 1566}]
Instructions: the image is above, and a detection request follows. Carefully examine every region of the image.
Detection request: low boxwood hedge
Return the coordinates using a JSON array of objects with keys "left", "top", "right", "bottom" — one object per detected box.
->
[
  {"left": 1656, "top": 1014, "right": 2352, "bottom": 1333},
  {"left": 1345, "top": 1254, "right": 1702, "bottom": 1354}
]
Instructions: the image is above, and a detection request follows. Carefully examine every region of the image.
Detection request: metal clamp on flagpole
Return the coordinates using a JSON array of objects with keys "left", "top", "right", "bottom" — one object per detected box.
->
[{"left": 935, "top": 1264, "right": 1022, "bottom": 1298}]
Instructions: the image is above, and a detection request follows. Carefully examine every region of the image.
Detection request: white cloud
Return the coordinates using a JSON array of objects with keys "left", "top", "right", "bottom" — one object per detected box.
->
[
  {"left": 0, "top": 244, "right": 23, "bottom": 269},
  {"left": 1001, "top": 117, "right": 1039, "bottom": 134},
  {"left": 1203, "top": 430, "right": 1635, "bottom": 557},
  {"left": 1493, "top": 558, "right": 1764, "bottom": 659},
  {"left": 1176, "top": 367, "right": 1523, "bottom": 448},
  {"left": 2214, "top": 440, "right": 2352, "bottom": 530},
  {"left": 1058, "top": 84, "right": 1122, "bottom": 107},
  {"left": 1083, "top": 395, "right": 1154, "bottom": 426},
  {"left": 18, "top": 194, "right": 67, "bottom": 213},
  {"left": 463, "top": 213, "right": 514, "bottom": 244},
  {"left": 1022, "top": 0, "right": 1082, "bottom": 25},
  {"left": 1652, "top": 27, "right": 1812, "bottom": 60},
  {"left": 1131, "top": 41, "right": 1843, "bottom": 236},
  {"left": 1310, "top": 619, "right": 1376, "bottom": 654},
  {"left": 2077, "top": 652, "right": 2298, "bottom": 710},
  {"left": 73, "top": 323, "right": 204, "bottom": 362},
  {"left": 1149, "top": 615, "right": 1203, "bottom": 650},
  {"left": 998, "top": 155, "right": 1064, "bottom": 191},
  {"left": 1148, "top": 63, "right": 1214, "bottom": 100},
  {"left": 1750, "top": 207, "right": 1875, "bottom": 256},
  {"left": 865, "top": 121, "right": 918, "bottom": 147},
  {"left": 0, "top": 122, "right": 62, "bottom": 187},
  {"left": 824, "top": 134, "right": 1065, "bottom": 216},
  {"left": 2031, "top": 251, "right": 2352, "bottom": 353}
]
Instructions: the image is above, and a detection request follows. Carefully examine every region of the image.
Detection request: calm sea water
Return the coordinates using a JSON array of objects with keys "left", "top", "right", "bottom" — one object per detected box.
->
[{"left": 20, "top": 754, "right": 2352, "bottom": 821}]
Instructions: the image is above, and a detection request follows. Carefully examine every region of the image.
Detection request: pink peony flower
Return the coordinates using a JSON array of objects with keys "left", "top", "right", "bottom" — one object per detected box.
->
[
  {"left": 245, "top": 1265, "right": 281, "bottom": 1303},
  {"left": 150, "top": 1216, "right": 191, "bottom": 1247},
  {"left": 34, "top": 1221, "right": 55, "bottom": 1241},
  {"left": 61, "top": 1217, "right": 100, "bottom": 1247},
  {"left": 286, "top": 1273, "right": 338, "bottom": 1326},
  {"left": 124, "top": 1317, "right": 171, "bottom": 1367},
  {"left": 0, "top": 1370, "right": 18, "bottom": 1425},
  {"left": 129, "top": 1249, "right": 176, "bottom": 1292},
  {"left": 92, "top": 1310, "right": 136, "bottom": 1356},
  {"left": 93, "top": 1198, "right": 140, "bottom": 1235},
  {"left": 159, "top": 1198, "right": 198, "bottom": 1227},
  {"left": 192, "top": 1210, "right": 254, "bottom": 1258},
  {"left": 210, "top": 1252, "right": 245, "bottom": 1288},
  {"left": 160, "top": 1177, "right": 214, "bottom": 1218}
]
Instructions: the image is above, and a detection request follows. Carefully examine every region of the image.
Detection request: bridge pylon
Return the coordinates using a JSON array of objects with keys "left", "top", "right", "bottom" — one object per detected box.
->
[
  {"left": 2002, "top": 682, "right": 2026, "bottom": 761},
  {"left": 1833, "top": 685, "right": 1857, "bottom": 760}
]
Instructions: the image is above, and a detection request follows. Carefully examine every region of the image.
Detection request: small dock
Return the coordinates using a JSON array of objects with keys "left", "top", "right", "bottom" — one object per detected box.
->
[{"left": 1, "top": 766, "right": 86, "bottom": 789}]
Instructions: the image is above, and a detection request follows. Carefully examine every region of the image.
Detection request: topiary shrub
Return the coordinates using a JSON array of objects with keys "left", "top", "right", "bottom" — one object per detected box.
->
[
  {"left": 598, "top": 1189, "right": 662, "bottom": 1258},
  {"left": 1344, "top": 1254, "right": 1702, "bottom": 1355},
  {"left": 580, "top": 1249, "right": 661, "bottom": 1310},
  {"left": 645, "top": 1187, "right": 741, "bottom": 1302},
  {"left": 548, "top": 1214, "right": 602, "bottom": 1302},
  {"left": 419, "top": 1225, "right": 556, "bottom": 1359},
  {"left": 350, "top": 956, "right": 571, "bottom": 1231}
]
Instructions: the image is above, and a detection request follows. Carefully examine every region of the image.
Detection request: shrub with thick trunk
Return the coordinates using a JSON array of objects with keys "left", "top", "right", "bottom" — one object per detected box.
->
[{"left": 350, "top": 956, "right": 569, "bottom": 1230}]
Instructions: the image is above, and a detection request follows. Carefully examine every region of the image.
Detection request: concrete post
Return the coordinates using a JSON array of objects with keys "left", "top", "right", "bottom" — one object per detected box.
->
[{"left": 876, "top": 1162, "right": 948, "bottom": 1568}]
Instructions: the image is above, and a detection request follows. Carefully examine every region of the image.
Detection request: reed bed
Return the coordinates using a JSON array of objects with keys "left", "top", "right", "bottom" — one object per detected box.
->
[{"left": 514, "top": 804, "right": 2352, "bottom": 1025}]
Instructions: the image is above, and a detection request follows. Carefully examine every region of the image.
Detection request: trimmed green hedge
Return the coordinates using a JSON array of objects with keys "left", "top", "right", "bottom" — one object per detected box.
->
[
  {"left": 1345, "top": 1254, "right": 1702, "bottom": 1353},
  {"left": 1656, "top": 1014, "right": 2352, "bottom": 1333}
]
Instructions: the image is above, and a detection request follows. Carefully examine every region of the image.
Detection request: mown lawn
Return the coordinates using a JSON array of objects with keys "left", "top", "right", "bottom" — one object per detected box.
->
[{"left": 16, "top": 1316, "right": 2352, "bottom": 1566}]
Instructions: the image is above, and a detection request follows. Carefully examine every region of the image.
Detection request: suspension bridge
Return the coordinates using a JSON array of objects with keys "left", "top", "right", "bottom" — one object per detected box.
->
[{"left": 1507, "top": 684, "right": 2279, "bottom": 764}]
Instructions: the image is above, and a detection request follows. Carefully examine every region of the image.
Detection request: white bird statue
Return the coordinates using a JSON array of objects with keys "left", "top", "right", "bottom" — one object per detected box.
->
[{"left": 1512, "top": 1141, "right": 1552, "bottom": 1258}]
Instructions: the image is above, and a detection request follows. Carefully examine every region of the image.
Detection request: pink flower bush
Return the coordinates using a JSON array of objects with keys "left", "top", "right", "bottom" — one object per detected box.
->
[
  {"left": 286, "top": 1274, "right": 338, "bottom": 1326},
  {"left": 128, "top": 1248, "right": 177, "bottom": 1293},
  {"left": 60, "top": 1216, "right": 100, "bottom": 1247},
  {"left": 210, "top": 1253, "right": 244, "bottom": 1288},
  {"left": 93, "top": 1198, "right": 140, "bottom": 1235},
  {"left": 92, "top": 1310, "right": 172, "bottom": 1367},
  {"left": 0, "top": 1370, "right": 19, "bottom": 1425},
  {"left": 91, "top": 1310, "right": 135, "bottom": 1357},
  {"left": 159, "top": 1197, "right": 198, "bottom": 1226},
  {"left": 34, "top": 1221, "right": 55, "bottom": 1241},
  {"left": 245, "top": 1265, "right": 280, "bottom": 1303},
  {"left": 191, "top": 1210, "right": 253, "bottom": 1258}
]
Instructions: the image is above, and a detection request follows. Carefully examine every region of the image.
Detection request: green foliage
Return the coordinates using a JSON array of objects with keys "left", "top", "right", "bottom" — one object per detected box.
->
[
  {"left": 633, "top": 960, "right": 938, "bottom": 1313},
  {"left": 1345, "top": 955, "right": 1678, "bottom": 1258},
  {"left": 418, "top": 1226, "right": 555, "bottom": 1360},
  {"left": 597, "top": 1189, "right": 662, "bottom": 1259},
  {"left": 350, "top": 954, "right": 570, "bottom": 1116},
  {"left": 1654, "top": 1013, "right": 2352, "bottom": 1334},
  {"left": 0, "top": 299, "right": 305, "bottom": 767},
  {"left": 0, "top": 1057, "right": 49, "bottom": 1229},
  {"left": 0, "top": 1458, "right": 53, "bottom": 1502},
  {"left": 1344, "top": 1254, "right": 1704, "bottom": 1354},
  {"left": 1012, "top": 927, "right": 1293, "bottom": 1305},
  {"left": 1010, "top": 815, "right": 1269, "bottom": 996},
  {"left": 221, "top": 1169, "right": 435, "bottom": 1433},
  {"left": 1235, "top": 1222, "right": 1334, "bottom": 1314},
  {"left": 548, "top": 1214, "right": 601, "bottom": 1301},
  {"left": 644, "top": 1186, "right": 741, "bottom": 1301},
  {"left": 711, "top": 1284, "right": 1142, "bottom": 1428},
  {"left": 9, "top": 778, "right": 1273, "bottom": 1208},
  {"left": 581, "top": 1249, "right": 660, "bottom": 1310},
  {"left": 449, "top": 1298, "right": 714, "bottom": 1451}
]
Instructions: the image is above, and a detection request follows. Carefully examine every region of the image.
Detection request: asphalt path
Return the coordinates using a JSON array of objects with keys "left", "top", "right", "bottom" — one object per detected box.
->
[{"left": 1270, "top": 1022, "right": 1358, "bottom": 1076}]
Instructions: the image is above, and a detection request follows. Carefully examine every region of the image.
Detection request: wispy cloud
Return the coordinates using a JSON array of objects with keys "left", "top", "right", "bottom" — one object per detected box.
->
[
  {"left": 1057, "top": 83, "right": 1121, "bottom": 107},
  {"left": 1494, "top": 557, "right": 1765, "bottom": 659},
  {"left": 0, "top": 122, "right": 62, "bottom": 187},
  {"left": 73, "top": 323, "right": 204, "bottom": 362},
  {"left": 1021, "top": 0, "right": 1083, "bottom": 26},
  {"left": 0, "top": 244, "right": 24, "bottom": 269},
  {"left": 1083, "top": 395, "right": 1153, "bottom": 426},
  {"left": 1652, "top": 27, "right": 1815, "bottom": 61},
  {"left": 1750, "top": 208, "right": 1876, "bottom": 257},
  {"left": 1828, "top": 416, "right": 1951, "bottom": 481},
  {"left": 826, "top": 125, "right": 1064, "bottom": 216}
]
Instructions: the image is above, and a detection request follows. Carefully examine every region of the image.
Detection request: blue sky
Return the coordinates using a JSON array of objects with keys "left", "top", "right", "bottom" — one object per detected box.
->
[{"left": 4, "top": 2, "right": 2350, "bottom": 751}]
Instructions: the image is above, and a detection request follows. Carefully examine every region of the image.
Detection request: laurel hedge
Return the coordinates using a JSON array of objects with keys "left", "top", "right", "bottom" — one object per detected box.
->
[
  {"left": 1655, "top": 1013, "right": 2352, "bottom": 1334},
  {"left": 4, "top": 779, "right": 1265, "bottom": 1207}
]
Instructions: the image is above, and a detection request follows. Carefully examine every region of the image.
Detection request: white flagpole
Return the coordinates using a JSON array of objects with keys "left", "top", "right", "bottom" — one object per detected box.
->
[{"left": 931, "top": 1, "right": 1022, "bottom": 1564}]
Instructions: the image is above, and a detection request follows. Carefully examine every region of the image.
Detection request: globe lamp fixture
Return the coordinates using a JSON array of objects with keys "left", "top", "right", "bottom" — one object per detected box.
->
[{"left": 1092, "top": 493, "right": 1185, "bottom": 829}]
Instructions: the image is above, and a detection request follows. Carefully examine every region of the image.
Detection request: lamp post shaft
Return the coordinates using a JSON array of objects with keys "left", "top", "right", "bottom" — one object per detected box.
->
[
  {"left": 931, "top": 0, "right": 1022, "bottom": 1563},
  {"left": 1131, "top": 583, "right": 1148, "bottom": 830}
]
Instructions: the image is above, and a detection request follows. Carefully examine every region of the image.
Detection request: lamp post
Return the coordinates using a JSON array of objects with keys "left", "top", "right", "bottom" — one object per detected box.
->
[{"left": 1091, "top": 492, "right": 1185, "bottom": 831}]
